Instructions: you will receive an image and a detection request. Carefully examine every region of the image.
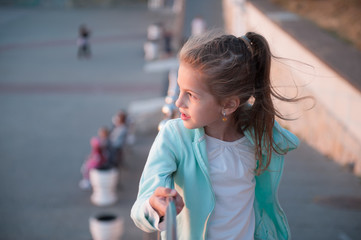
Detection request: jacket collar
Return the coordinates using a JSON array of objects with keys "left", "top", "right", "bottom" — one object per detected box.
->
[
  {"left": 193, "top": 126, "right": 206, "bottom": 143},
  {"left": 191, "top": 121, "right": 298, "bottom": 155},
  {"left": 192, "top": 127, "right": 209, "bottom": 175}
]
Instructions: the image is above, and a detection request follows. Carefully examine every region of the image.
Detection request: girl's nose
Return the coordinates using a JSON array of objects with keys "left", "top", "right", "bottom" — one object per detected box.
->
[{"left": 175, "top": 94, "right": 182, "bottom": 108}]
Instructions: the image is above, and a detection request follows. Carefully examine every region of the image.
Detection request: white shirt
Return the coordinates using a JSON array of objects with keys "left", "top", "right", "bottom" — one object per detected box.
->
[
  {"left": 144, "top": 135, "right": 256, "bottom": 239},
  {"left": 206, "top": 134, "right": 256, "bottom": 240}
]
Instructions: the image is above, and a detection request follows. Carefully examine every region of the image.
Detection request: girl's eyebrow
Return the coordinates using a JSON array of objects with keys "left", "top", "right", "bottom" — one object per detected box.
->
[
  {"left": 182, "top": 87, "right": 201, "bottom": 96},
  {"left": 177, "top": 79, "right": 202, "bottom": 96}
]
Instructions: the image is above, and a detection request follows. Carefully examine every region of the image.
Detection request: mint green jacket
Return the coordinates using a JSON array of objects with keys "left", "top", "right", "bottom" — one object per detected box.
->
[{"left": 131, "top": 118, "right": 299, "bottom": 239}]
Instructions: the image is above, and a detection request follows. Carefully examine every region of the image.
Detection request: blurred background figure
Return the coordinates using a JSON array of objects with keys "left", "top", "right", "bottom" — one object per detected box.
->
[
  {"left": 77, "top": 24, "right": 91, "bottom": 59},
  {"left": 144, "top": 22, "right": 163, "bottom": 61},
  {"left": 109, "top": 111, "right": 128, "bottom": 169},
  {"left": 191, "top": 16, "right": 206, "bottom": 36},
  {"left": 148, "top": 0, "right": 165, "bottom": 10},
  {"left": 79, "top": 136, "right": 107, "bottom": 190},
  {"left": 98, "top": 126, "right": 111, "bottom": 162},
  {"left": 162, "top": 26, "right": 173, "bottom": 58},
  {"left": 147, "top": 22, "right": 163, "bottom": 41}
]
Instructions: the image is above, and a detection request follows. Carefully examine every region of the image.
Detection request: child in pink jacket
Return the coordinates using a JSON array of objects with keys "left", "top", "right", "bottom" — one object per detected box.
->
[{"left": 79, "top": 137, "right": 107, "bottom": 190}]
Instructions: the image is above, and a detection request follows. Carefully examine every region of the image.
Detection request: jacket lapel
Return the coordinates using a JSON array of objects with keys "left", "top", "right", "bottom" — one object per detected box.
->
[{"left": 192, "top": 127, "right": 210, "bottom": 177}]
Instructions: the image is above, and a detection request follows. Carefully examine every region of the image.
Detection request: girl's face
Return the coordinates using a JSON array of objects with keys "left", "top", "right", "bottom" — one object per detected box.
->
[{"left": 175, "top": 63, "right": 223, "bottom": 130}]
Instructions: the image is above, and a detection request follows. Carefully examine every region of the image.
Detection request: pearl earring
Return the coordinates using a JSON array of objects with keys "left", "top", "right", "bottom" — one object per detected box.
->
[{"left": 222, "top": 110, "right": 227, "bottom": 122}]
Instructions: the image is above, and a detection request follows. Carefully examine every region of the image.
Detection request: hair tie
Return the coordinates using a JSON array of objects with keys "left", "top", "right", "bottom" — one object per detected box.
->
[
  {"left": 239, "top": 35, "right": 254, "bottom": 56},
  {"left": 240, "top": 35, "right": 252, "bottom": 44}
]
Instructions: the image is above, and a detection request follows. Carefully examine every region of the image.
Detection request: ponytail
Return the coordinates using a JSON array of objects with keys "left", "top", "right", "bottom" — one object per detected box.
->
[{"left": 242, "top": 32, "right": 275, "bottom": 175}]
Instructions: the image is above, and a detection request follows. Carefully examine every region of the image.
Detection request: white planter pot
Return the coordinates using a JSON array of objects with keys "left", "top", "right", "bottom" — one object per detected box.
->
[
  {"left": 144, "top": 41, "right": 159, "bottom": 61},
  {"left": 90, "top": 167, "right": 119, "bottom": 206},
  {"left": 89, "top": 214, "right": 124, "bottom": 240}
]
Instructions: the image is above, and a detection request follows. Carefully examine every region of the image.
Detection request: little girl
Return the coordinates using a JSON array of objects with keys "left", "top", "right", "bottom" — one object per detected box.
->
[
  {"left": 79, "top": 137, "right": 107, "bottom": 190},
  {"left": 131, "top": 31, "right": 300, "bottom": 239}
]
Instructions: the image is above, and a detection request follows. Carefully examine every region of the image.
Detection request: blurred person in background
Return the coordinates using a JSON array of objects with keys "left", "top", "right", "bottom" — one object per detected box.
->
[
  {"left": 98, "top": 126, "right": 111, "bottom": 162},
  {"left": 77, "top": 24, "right": 91, "bottom": 59},
  {"left": 191, "top": 16, "right": 207, "bottom": 36},
  {"left": 79, "top": 136, "right": 107, "bottom": 190},
  {"left": 109, "top": 111, "right": 128, "bottom": 168}
]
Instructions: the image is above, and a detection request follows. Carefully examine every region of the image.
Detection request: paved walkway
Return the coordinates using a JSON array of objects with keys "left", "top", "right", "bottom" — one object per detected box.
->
[
  {"left": 0, "top": 1, "right": 360, "bottom": 240},
  {"left": 0, "top": 5, "right": 164, "bottom": 240}
]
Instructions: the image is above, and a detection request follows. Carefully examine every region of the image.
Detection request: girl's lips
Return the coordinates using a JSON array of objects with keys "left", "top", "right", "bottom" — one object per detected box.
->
[{"left": 181, "top": 113, "right": 190, "bottom": 120}]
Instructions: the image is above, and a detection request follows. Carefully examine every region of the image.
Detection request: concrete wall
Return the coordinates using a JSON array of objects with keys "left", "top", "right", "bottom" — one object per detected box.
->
[{"left": 223, "top": 0, "right": 361, "bottom": 176}]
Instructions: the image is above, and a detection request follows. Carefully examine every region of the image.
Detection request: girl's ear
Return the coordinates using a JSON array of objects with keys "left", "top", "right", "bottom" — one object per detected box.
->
[{"left": 222, "top": 96, "right": 240, "bottom": 115}]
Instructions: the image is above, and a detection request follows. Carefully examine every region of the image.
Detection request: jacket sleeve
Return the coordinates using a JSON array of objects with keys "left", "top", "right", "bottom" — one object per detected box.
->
[{"left": 130, "top": 120, "right": 180, "bottom": 232}]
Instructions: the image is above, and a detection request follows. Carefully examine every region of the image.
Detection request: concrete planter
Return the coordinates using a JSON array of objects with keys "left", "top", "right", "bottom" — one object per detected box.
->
[
  {"left": 89, "top": 214, "right": 123, "bottom": 240},
  {"left": 89, "top": 166, "right": 119, "bottom": 206},
  {"left": 144, "top": 41, "right": 159, "bottom": 61}
]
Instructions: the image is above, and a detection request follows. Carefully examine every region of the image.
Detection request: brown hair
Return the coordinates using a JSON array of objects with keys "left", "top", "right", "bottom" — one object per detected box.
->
[{"left": 179, "top": 31, "right": 299, "bottom": 175}]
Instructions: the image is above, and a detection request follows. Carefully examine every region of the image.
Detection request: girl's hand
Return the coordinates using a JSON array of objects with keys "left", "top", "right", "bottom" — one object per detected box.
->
[{"left": 149, "top": 187, "right": 184, "bottom": 218}]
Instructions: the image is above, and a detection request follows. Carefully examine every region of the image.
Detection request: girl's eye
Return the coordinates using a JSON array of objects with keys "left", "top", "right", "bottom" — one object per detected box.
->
[{"left": 187, "top": 92, "right": 197, "bottom": 100}]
